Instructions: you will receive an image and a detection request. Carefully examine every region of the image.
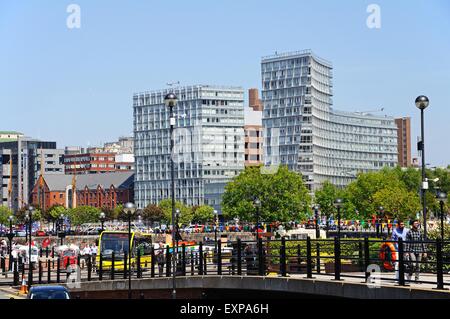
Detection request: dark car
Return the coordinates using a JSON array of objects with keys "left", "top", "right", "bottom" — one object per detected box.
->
[{"left": 27, "top": 285, "right": 71, "bottom": 299}]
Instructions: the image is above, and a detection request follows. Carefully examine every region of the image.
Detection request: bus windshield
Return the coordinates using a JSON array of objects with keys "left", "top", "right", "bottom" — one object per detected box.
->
[{"left": 100, "top": 233, "right": 131, "bottom": 256}]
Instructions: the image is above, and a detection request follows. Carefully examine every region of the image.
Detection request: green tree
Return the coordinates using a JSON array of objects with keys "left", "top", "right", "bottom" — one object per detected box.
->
[
  {"left": 45, "top": 205, "right": 67, "bottom": 222},
  {"left": 141, "top": 204, "right": 165, "bottom": 225},
  {"left": 16, "top": 206, "right": 42, "bottom": 222},
  {"left": 67, "top": 206, "right": 102, "bottom": 226},
  {"left": 0, "top": 206, "right": 13, "bottom": 226},
  {"left": 372, "top": 186, "right": 421, "bottom": 221},
  {"left": 314, "top": 181, "right": 339, "bottom": 225},
  {"left": 158, "top": 199, "right": 193, "bottom": 225},
  {"left": 222, "top": 165, "right": 311, "bottom": 223},
  {"left": 192, "top": 205, "right": 215, "bottom": 224}
]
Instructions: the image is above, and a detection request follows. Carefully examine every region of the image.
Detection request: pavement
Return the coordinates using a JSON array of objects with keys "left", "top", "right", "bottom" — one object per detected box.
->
[{"left": 0, "top": 286, "right": 25, "bottom": 299}]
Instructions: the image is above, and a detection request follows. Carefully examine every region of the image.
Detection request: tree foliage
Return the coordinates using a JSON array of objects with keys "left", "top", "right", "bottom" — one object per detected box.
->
[
  {"left": 192, "top": 205, "right": 215, "bottom": 224},
  {"left": 158, "top": 199, "right": 193, "bottom": 225},
  {"left": 141, "top": 204, "right": 165, "bottom": 223},
  {"left": 66, "top": 206, "right": 102, "bottom": 226}
]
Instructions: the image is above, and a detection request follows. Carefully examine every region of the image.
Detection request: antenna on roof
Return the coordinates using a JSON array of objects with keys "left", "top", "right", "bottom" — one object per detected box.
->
[{"left": 167, "top": 81, "right": 180, "bottom": 87}]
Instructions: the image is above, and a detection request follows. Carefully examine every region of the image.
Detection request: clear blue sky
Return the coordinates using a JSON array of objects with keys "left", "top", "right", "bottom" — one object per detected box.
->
[{"left": 1, "top": 0, "right": 449, "bottom": 166}]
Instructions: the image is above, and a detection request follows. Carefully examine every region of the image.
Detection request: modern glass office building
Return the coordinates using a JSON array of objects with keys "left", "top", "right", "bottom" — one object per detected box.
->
[
  {"left": 133, "top": 85, "right": 245, "bottom": 211},
  {"left": 262, "top": 50, "right": 398, "bottom": 190}
]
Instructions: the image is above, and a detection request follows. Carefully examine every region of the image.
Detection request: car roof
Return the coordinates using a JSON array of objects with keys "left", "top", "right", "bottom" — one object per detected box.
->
[{"left": 29, "top": 285, "right": 69, "bottom": 292}]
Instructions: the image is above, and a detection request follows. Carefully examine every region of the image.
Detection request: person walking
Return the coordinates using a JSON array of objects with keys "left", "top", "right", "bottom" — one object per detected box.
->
[
  {"left": 405, "top": 219, "right": 427, "bottom": 282},
  {"left": 155, "top": 242, "right": 165, "bottom": 277},
  {"left": 391, "top": 220, "right": 408, "bottom": 281}
]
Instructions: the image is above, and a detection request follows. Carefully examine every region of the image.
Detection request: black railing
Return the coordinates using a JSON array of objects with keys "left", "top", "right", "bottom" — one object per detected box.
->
[{"left": 4, "top": 238, "right": 449, "bottom": 291}]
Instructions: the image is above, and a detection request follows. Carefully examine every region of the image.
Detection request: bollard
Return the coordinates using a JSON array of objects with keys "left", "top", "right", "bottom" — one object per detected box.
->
[
  {"left": 203, "top": 252, "right": 208, "bottom": 275},
  {"left": 217, "top": 240, "right": 222, "bottom": 275},
  {"left": 38, "top": 260, "right": 42, "bottom": 284},
  {"left": 87, "top": 256, "right": 92, "bottom": 282},
  {"left": 166, "top": 245, "right": 171, "bottom": 277},
  {"left": 280, "top": 237, "right": 286, "bottom": 277},
  {"left": 306, "top": 237, "right": 313, "bottom": 278},
  {"left": 199, "top": 243, "right": 203, "bottom": 275},
  {"left": 398, "top": 238, "right": 405, "bottom": 286},
  {"left": 99, "top": 254, "right": 103, "bottom": 281},
  {"left": 56, "top": 257, "right": 60, "bottom": 283},
  {"left": 45, "top": 247, "right": 49, "bottom": 258},
  {"left": 237, "top": 239, "right": 242, "bottom": 276},
  {"left": 111, "top": 252, "right": 115, "bottom": 280},
  {"left": 334, "top": 237, "right": 341, "bottom": 281},
  {"left": 190, "top": 251, "right": 194, "bottom": 276},
  {"left": 181, "top": 244, "right": 186, "bottom": 276},
  {"left": 436, "top": 239, "right": 444, "bottom": 290},
  {"left": 364, "top": 237, "right": 370, "bottom": 283},
  {"left": 123, "top": 252, "right": 128, "bottom": 280},
  {"left": 13, "top": 259, "right": 19, "bottom": 286},
  {"left": 39, "top": 248, "right": 43, "bottom": 258},
  {"left": 151, "top": 248, "right": 155, "bottom": 278},
  {"left": 316, "top": 243, "right": 321, "bottom": 274}
]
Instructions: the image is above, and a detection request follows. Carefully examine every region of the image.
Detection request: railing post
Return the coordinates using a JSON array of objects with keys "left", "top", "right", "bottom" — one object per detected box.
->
[
  {"left": 182, "top": 244, "right": 186, "bottom": 276},
  {"left": 198, "top": 242, "right": 203, "bottom": 275},
  {"left": 203, "top": 252, "right": 208, "bottom": 275},
  {"left": 99, "top": 254, "right": 103, "bottom": 281},
  {"left": 166, "top": 245, "right": 171, "bottom": 277},
  {"left": 297, "top": 244, "right": 301, "bottom": 268},
  {"left": 237, "top": 239, "right": 242, "bottom": 276},
  {"left": 47, "top": 260, "right": 51, "bottom": 284},
  {"left": 1, "top": 253, "right": 5, "bottom": 275},
  {"left": 137, "top": 249, "right": 141, "bottom": 279},
  {"left": 436, "top": 239, "right": 445, "bottom": 290},
  {"left": 38, "top": 260, "right": 42, "bottom": 284},
  {"left": 358, "top": 241, "right": 364, "bottom": 271},
  {"left": 217, "top": 240, "right": 222, "bottom": 275},
  {"left": 110, "top": 251, "right": 115, "bottom": 280},
  {"left": 45, "top": 247, "right": 49, "bottom": 258},
  {"left": 258, "top": 237, "right": 265, "bottom": 276},
  {"left": 280, "top": 237, "right": 286, "bottom": 277},
  {"left": 334, "top": 237, "right": 341, "bottom": 281},
  {"left": 13, "top": 258, "right": 19, "bottom": 286},
  {"left": 306, "top": 237, "right": 313, "bottom": 278},
  {"left": 190, "top": 251, "right": 194, "bottom": 276},
  {"left": 56, "top": 257, "right": 60, "bottom": 283},
  {"left": 123, "top": 252, "right": 127, "bottom": 280},
  {"left": 87, "top": 256, "right": 92, "bottom": 281},
  {"left": 398, "top": 238, "right": 405, "bottom": 286},
  {"left": 316, "top": 242, "right": 321, "bottom": 274},
  {"left": 77, "top": 255, "right": 81, "bottom": 268},
  {"left": 39, "top": 248, "right": 43, "bottom": 258},
  {"left": 150, "top": 248, "right": 155, "bottom": 278},
  {"left": 364, "top": 237, "right": 370, "bottom": 282}
]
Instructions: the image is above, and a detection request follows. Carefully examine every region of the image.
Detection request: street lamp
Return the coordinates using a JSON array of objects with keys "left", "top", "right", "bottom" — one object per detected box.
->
[
  {"left": 313, "top": 205, "right": 320, "bottom": 239},
  {"left": 7, "top": 215, "right": 14, "bottom": 271},
  {"left": 437, "top": 192, "right": 447, "bottom": 240},
  {"left": 123, "top": 202, "right": 136, "bottom": 299},
  {"left": 99, "top": 212, "right": 106, "bottom": 233},
  {"left": 26, "top": 205, "right": 34, "bottom": 290},
  {"left": 58, "top": 213, "right": 66, "bottom": 245},
  {"left": 415, "top": 95, "right": 430, "bottom": 238},
  {"left": 253, "top": 198, "right": 261, "bottom": 241},
  {"left": 377, "top": 206, "right": 384, "bottom": 238},
  {"left": 175, "top": 209, "right": 180, "bottom": 263},
  {"left": 164, "top": 92, "right": 178, "bottom": 300},
  {"left": 213, "top": 210, "right": 218, "bottom": 254},
  {"left": 334, "top": 198, "right": 343, "bottom": 239}
]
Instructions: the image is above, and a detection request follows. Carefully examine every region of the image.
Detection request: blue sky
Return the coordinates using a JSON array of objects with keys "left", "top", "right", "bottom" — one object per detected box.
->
[{"left": 1, "top": 0, "right": 449, "bottom": 166}]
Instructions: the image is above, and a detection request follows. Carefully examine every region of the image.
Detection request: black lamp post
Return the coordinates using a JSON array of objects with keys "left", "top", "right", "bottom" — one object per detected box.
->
[
  {"left": 7, "top": 215, "right": 14, "bottom": 271},
  {"left": 254, "top": 198, "right": 261, "bottom": 241},
  {"left": 124, "top": 202, "right": 136, "bottom": 299},
  {"left": 437, "top": 192, "right": 447, "bottom": 241},
  {"left": 213, "top": 209, "right": 218, "bottom": 254},
  {"left": 58, "top": 213, "right": 66, "bottom": 246},
  {"left": 377, "top": 206, "right": 384, "bottom": 238},
  {"left": 334, "top": 199, "right": 343, "bottom": 239},
  {"left": 415, "top": 95, "right": 430, "bottom": 238},
  {"left": 175, "top": 209, "right": 180, "bottom": 260},
  {"left": 313, "top": 205, "right": 320, "bottom": 239},
  {"left": 164, "top": 92, "right": 178, "bottom": 300},
  {"left": 25, "top": 205, "right": 34, "bottom": 290},
  {"left": 99, "top": 212, "right": 106, "bottom": 233}
]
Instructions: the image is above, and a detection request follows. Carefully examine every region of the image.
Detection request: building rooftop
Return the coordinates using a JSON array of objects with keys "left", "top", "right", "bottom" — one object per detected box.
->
[
  {"left": 42, "top": 172, "right": 134, "bottom": 191},
  {"left": 261, "top": 49, "right": 332, "bottom": 67},
  {"left": 134, "top": 85, "right": 244, "bottom": 97}
]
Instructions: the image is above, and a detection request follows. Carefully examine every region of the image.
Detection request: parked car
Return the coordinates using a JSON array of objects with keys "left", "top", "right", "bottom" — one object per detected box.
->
[
  {"left": 27, "top": 285, "right": 71, "bottom": 299},
  {"left": 35, "top": 230, "right": 47, "bottom": 237}
]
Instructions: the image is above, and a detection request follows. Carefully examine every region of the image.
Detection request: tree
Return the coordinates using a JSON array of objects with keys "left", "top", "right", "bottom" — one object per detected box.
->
[
  {"left": 0, "top": 206, "right": 13, "bottom": 226},
  {"left": 141, "top": 204, "right": 164, "bottom": 225},
  {"left": 158, "top": 199, "right": 193, "bottom": 225},
  {"left": 314, "top": 181, "right": 339, "bottom": 226},
  {"left": 66, "top": 206, "right": 102, "bottom": 226},
  {"left": 222, "top": 165, "right": 311, "bottom": 223},
  {"left": 372, "top": 186, "right": 421, "bottom": 221},
  {"left": 192, "top": 205, "right": 215, "bottom": 224},
  {"left": 16, "top": 206, "right": 42, "bottom": 222},
  {"left": 45, "top": 205, "right": 67, "bottom": 222}
]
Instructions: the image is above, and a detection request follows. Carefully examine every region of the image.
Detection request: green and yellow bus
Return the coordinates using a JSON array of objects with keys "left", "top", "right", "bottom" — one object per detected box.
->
[{"left": 96, "top": 231, "right": 153, "bottom": 271}]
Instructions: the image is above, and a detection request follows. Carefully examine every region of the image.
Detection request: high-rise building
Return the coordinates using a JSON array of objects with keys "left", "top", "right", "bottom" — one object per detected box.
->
[
  {"left": 395, "top": 117, "right": 412, "bottom": 167},
  {"left": 248, "top": 88, "right": 263, "bottom": 111},
  {"left": 245, "top": 89, "right": 263, "bottom": 166},
  {"left": 261, "top": 50, "right": 398, "bottom": 190},
  {"left": 0, "top": 136, "right": 64, "bottom": 211},
  {"left": 134, "top": 85, "right": 245, "bottom": 211}
]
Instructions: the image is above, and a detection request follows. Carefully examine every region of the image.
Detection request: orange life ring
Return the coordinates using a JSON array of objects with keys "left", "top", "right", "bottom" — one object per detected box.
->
[{"left": 379, "top": 242, "right": 397, "bottom": 271}]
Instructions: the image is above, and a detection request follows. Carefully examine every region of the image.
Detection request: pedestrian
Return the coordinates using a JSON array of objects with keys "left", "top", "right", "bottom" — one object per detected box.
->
[
  {"left": 405, "top": 219, "right": 427, "bottom": 282},
  {"left": 391, "top": 220, "right": 408, "bottom": 281},
  {"left": 155, "top": 241, "right": 165, "bottom": 277}
]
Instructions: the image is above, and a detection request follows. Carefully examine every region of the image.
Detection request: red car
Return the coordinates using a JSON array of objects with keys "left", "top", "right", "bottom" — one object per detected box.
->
[{"left": 36, "top": 230, "right": 47, "bottom": 237}]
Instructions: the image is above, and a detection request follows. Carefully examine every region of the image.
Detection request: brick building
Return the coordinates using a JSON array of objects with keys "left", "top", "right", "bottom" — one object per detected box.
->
[
  {"left": 31, "top": 171, "right": 134, "bottom": 211},
  {"left": 245, "top": 89, "right": 263, "bottom": 166},
  {"left": 64, "top": 152, "right": 134, "bottom": 174},
  {"left": 395, "top": 117, "right": 412, "bottom": 167}
]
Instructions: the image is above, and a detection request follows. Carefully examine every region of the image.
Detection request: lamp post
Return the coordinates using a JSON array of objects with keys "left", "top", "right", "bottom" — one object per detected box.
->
[
  {"left": 164, "top": 92, "right": 178, "bottom": 300},
  {"left": 313, "top": 205, "right": 320, "bottom": 239},
  {"left": 123, "top": 202, "right": 136, "bottom": 299},
  {"left": 415, "top": 95, "right": 430, "bottom": 238},
  {"left": 377, "top": 206, "right": 384, "bottom": 238},
  {"left": 437, "top": 192, "right": 447, "bottom": 241},
  {"left": 213, "top": 210, "right": 218, "bottom": 254},
  {"left": 25, "top": 205, "right": 34, "bottom": 290},
  {"left": 58, "top": 213, "right": 65, "bottom": 246},
  {"left": 99, "top": 212, "right": 106, "bottom": 233},
  {"left": 254, "top": 198, "right": 261, "bottom": 241},
  {"left": 175, "top": 209, "right": 180, "bottom": 262},
  {"left": 334, "top": 199, "right": 343, "bottom": 239},
  {"left": 7, "top": 215, "right": 14, "bottom": 271}
]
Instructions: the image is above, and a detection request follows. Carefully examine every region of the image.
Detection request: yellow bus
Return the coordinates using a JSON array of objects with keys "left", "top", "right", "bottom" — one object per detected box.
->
[{"left": 96, "top": 231, "right": 152, "bottom": 271}]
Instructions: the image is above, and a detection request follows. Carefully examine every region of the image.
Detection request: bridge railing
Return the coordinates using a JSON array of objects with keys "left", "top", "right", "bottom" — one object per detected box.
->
[{"left": 3, "top": 238, "right": 449, "bottom": 290}]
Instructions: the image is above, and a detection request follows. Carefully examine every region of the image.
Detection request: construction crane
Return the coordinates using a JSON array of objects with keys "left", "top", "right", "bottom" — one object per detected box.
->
[{"left": 354, "top": 107, "right": 385, "bottom": 116}]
